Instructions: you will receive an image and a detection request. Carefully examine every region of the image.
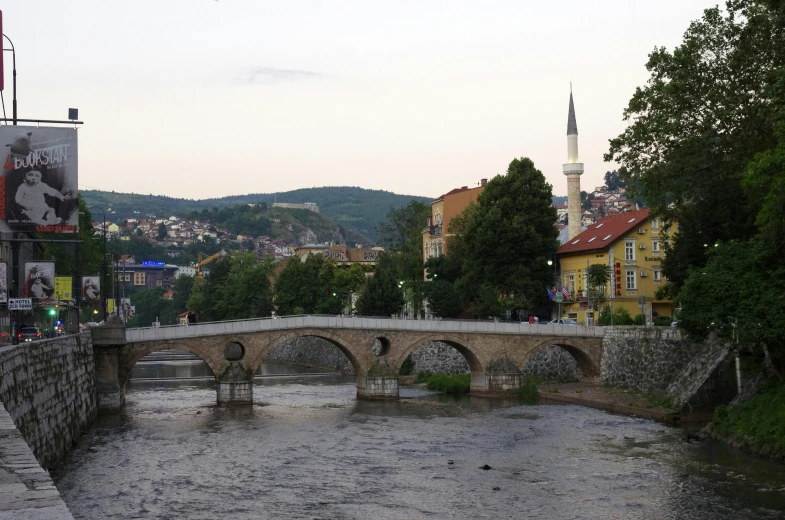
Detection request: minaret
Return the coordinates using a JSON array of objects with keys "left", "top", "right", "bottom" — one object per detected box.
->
[{"left": 563, "top": 86, "right": 584, "bottom": 240}]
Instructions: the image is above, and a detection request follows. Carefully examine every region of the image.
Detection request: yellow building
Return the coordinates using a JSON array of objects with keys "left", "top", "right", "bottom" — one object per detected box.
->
[
  {"left": 422, "top": 180, "right": 487, "bottom": 264},
  {"left": 556, "top": 209, "right": 675, "bottom": 324}
]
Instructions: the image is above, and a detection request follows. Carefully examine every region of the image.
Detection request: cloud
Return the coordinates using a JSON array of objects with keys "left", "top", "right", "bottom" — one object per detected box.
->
[{"left": 239, "top": 67, "right": 322, "bottom": 84}]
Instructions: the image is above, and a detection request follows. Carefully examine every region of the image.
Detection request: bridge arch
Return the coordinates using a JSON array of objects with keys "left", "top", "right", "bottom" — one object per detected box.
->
[
  {"left": 395, "top": 335, "right": 484, "bottom": 374},
  {"left": 525, "top": 338, "right": 599, "bottom": 378},
  {"left": 119, "top": 340, "right": 227, "bottom": 388},
  {"left": 246, "top": 329, "right": 361, "bottom": 375}
]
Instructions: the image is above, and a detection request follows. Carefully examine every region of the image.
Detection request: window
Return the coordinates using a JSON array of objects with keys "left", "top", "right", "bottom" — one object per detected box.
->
[
  {"left": 652, "top": 240, "right": 660, "bottom": 253},
  {"left": 567, "top": 274, "right": 575, "bottom": 295},
  {"left": 625, "top": 240, "right": 635, "bottom": 261},
  {"left": 651, "top": 218, "right": 659, "bottom": 231},
  {"left": 626, "top": 270, "right": 637, "bottom": 290},
  {"left": 587, "top": 237, "right": 596, "bottom": 243},
  {"left": 653, "top": 269, "right": 661, "bottom": 282},
  {"left": 603, "top": 234, "right": 613, "bottom": 241}
]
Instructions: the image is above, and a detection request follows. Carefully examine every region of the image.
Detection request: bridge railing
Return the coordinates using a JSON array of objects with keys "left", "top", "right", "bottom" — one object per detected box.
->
[{"left": 124, "top": 315, "right": 609, "bottom": 342}]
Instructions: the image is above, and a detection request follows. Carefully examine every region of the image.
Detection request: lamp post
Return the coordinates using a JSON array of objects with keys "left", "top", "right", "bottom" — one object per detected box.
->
[
  {"left": 2, "top": 33, "right": 18, "bottom": 124},
  {"left": 87, "top": 206, "right": 107, "bottom": 322},
  {"left": 547, "top": 258, "right": 560, "bottom": 319}
]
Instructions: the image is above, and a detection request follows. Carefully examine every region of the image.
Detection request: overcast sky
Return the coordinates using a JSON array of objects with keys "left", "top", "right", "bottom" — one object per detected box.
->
[{"left": 2, "top": 0, "right": 710, "bottom": 200}]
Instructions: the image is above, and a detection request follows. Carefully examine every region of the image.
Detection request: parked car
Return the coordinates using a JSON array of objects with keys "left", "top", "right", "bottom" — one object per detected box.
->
[
  {"left": 549, "top": 318, "right": 578, "bottom": 326},
  {"left": 18, "top": 326, "right": 41, "bottom": 342}
]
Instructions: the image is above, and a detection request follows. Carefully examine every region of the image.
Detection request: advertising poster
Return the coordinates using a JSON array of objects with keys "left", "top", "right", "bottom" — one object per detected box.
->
[
  {"left": 82, "top": 276, "right": 100, "bottom": 301},
  {"left": 24, "top": 261, "right": 55, "bottom": 301},
  {"left": 0, "top": 126, "right": 79, "bottom": 233},
  {"left": 120, "top": 298, "right": 135, "bottom": 320},
  {"left": 0, "top": 262, "right": 7, "bottom": 303},
  {"left": 107, "top": 299, "right": 116, "bottom": 314},
  {"left": 54, "top": 276, "right": 73, "bottom": 301}
]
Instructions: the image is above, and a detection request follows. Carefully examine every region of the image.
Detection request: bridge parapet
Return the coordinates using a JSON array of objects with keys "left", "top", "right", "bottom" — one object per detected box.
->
[{"left": 126, "top": 316, "right": 606, "bottom": 343}]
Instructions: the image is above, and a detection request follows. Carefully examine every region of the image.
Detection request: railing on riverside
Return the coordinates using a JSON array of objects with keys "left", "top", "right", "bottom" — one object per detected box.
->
[{"left": 124, "top": 315, "right": 612, "bottom": 342}]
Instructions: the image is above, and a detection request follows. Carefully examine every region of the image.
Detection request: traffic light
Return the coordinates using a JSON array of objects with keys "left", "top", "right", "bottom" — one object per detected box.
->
[{"left": 48, "top": 309, "right": 56, "bottom": 316}]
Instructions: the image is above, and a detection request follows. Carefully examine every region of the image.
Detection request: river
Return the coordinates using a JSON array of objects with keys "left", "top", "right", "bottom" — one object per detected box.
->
[{"left": 52, "top": 352, "right": 785, "bottom": 519}]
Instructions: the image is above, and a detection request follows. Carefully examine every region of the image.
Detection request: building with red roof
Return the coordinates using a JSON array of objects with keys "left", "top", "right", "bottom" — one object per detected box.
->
[{"left": 554, "top": 209, "right": 676, "bottom": 324}]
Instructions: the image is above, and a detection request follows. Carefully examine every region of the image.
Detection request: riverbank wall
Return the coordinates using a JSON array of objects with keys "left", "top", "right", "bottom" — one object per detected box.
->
[
  {"left": 600, "top": 327, "right": 737, "bottom": 413},
  {"left": 0, "top": 402, "right": 74, "bottom": 518},
  {"left": 0, "top": 333, "right": 96, "bottom": 469}
]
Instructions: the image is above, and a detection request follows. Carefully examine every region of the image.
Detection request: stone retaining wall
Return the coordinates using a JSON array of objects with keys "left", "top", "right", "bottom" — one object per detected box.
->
[
  {"left": 0, "top": 334, "right": 96, "bottom": 469},
  {"left": 600, "top": 329, "right": 736, "bottom": 411},
  {"left": 265, "top": 336, "right": 355, "bottom": 373}
]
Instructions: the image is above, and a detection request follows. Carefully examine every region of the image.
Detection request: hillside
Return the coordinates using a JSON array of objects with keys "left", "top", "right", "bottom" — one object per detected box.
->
[{"left": 81, "top": 187, "right": 433, "bottom": 242}]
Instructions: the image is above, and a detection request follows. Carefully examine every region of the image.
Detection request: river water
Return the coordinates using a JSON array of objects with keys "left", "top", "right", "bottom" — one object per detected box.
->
[{"left": 52, "top": 353, "right": 785, "bottom": 520}]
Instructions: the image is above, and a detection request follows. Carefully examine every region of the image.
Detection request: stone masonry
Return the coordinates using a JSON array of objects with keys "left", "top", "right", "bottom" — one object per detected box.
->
[
  {"left": 0, "top": 334, "right": 96, "bottom": 469},
  {"left": 0, "top": 403, "right": 73, "bottom": 519},
  {"left": 120, "top": 318, "right": 605, "bottom": 403}
]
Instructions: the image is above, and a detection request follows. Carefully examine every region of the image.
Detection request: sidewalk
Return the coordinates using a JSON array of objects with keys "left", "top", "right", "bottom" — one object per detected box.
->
[{"left": 0, "top": 403, "right": 73, "bottom": 519}]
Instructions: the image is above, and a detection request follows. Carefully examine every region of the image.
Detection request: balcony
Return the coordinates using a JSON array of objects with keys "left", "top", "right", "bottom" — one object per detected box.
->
[{"left": 427, "top": 225, "right": 443, "bottom": 237}]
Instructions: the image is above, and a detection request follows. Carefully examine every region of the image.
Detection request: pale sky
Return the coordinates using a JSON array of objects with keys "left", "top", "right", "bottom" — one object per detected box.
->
[{"left": 2, "top": 0, "right": 710, "bottom": 200}]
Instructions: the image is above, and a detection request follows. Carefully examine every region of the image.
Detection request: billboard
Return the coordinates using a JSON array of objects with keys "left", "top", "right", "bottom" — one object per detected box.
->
[
  {"left": 119, "top": 298, "right": 135, "bottom": 320},
  {"left": 0, "top": 262, "right": 6, "bottom": 303},
  {"left": 0, "top": 126, "right": 78, "bottom": 233},
  {"left": 54, "top": 276, "right": 73, "bottom": 301},
  {"left": 24, "top": 261, "right": 55, "bottom": 301},
  {"left": 82, "top": 276, "right": 100, "bottom": 301}
]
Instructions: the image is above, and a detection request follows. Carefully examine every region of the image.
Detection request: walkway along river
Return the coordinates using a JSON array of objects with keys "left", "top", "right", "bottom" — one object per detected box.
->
[{"left": 52, "top": 352, "right": 785, "bottom": 519}]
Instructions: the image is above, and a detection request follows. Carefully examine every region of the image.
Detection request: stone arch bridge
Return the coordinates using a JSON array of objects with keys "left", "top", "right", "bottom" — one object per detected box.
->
[{"left": 92, "top": 316, "right": 605, "bottom": 411}]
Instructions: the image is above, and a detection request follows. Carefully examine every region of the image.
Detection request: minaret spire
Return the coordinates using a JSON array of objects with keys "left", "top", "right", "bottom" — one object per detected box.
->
[{"left": 563, "top": 86, "right": 584, "bottom": 240}]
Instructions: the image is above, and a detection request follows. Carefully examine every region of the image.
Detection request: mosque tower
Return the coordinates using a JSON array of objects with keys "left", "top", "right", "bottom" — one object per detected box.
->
[{"left": 563, "top": 86, "right": 584, "bottom": 240}]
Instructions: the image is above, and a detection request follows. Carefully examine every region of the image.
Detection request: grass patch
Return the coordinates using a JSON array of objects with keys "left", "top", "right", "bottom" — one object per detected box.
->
[
  {"left": 516, "top": 376, "right": 543, "bottom": 404},
  {"left": 416, "top": 373, "right": 471, "bottom": 396},
  {"left": 639, "top": 391, "right": 674, "bottom": 410},
  {"left": 713, "top": 381, "right": 785, "bottom": 454}
]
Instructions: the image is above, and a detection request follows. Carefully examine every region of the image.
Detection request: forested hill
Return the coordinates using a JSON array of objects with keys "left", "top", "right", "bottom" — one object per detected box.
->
[{"left": 82, "top": 187, "right": 432, "bottom": 242}]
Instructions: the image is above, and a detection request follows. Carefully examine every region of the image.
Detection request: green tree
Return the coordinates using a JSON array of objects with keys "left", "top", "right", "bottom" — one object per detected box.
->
[
  {"left": 587, "top": 263, "right": 611, "bottom": 312},
  {"left": 212, "top": 253, "right": 275, "bottom": 319},
  {"left": 424, "top": 280, "right": 463, "bottom": 318},
  {"left": 454, "top": 158, "right": 559, "bottom": 315},
  {"left": 356, "top": 254, "right": 404, "bottom": 316},
  {"left": 603, "top": 170, "right": 625, "bottom": 191},
  {"left": 171, "top": 274, "right": 195, "bottom": 315},
  {"left": 605, "top": 1, "right": 783, "bottom": 288},
  {"left": 157, "top": 223, "right": 167, "bottom": 240},
  {"left": 677, "top": 239, "right": 785, "bottom": 377},
  {"left": 125, "top": 287, "right": 177, "bottom": 327}
]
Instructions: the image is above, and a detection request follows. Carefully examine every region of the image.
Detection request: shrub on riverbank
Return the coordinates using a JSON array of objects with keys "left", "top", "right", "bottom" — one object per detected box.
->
[
  {"left": 516, "top": 376, "right": 543, "bottom": 404},
  {"left": 415, "top": 373, "right": 470, "bottom": 396},
  {"left": 711, "top": 381, "right": 785, "bottom": 459}
]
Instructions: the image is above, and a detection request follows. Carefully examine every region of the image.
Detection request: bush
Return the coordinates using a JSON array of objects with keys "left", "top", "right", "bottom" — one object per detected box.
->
[
  {"left": 598, "top": 306, "right": 635, "bottom": 326},
  {"left": 713, "top": 382, "right": 785, "bottom": 454},
  {"left": 653, "top": 316, "right": 673, "bottom": 327},
  {"left": 516, "top": 376, "right": 542, "bottom": 403},
  {"left": 399, "top": 355, "right": 414, "bottom": 375},
  {"left": 417, "top": 373, "right": 470, "bottom": 396},
  {"left": 634, "top": 313, "right": 646, "bottom": 326}
]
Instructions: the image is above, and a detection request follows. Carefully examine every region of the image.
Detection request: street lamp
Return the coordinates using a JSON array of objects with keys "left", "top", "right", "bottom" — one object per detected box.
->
[
  {"left": 2, "top": 33, "right": 18, "bottom": 124},
  {"left": 87, "top": 206, "right": 107, "bottom": 322}
]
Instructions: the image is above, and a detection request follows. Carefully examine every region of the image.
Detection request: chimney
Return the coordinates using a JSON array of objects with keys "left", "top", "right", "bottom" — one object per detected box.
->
[
  {"left": 462, "top": 186, "right": 468, "bottom": 189},
  {"left": 481, "top": 178, "right": 487, "bottom": 187}
]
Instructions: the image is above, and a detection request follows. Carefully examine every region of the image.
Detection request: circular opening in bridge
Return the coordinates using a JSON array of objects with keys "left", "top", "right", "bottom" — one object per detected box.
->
[
  {"left": 224, "top": 341, "right": 245, "bottom": 362},
  {"left": 371, "top": 337, "right": 390, "bottom": 357}
]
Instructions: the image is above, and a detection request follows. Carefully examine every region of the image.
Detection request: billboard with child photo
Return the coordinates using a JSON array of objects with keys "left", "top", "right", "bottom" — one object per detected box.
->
[
  {"left": 24, "top": 262, "right": 56, "bottom": 302},
  {"left": 0, "top": 126, "right": 78, "bottom": 233}
]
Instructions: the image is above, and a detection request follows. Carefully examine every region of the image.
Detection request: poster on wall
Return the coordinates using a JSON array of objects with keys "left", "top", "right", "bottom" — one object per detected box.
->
[
  {"left": 82, "top": 276, "right": 100, "bottom": 301},
  {"left": 120, "top": 298, "right": 135, "bottom": 320},
  {"left": 0, "top": 126, "right": 79, "bottom": 233},
  {"left": 54, "top": 276, "right": 72, "bottom": 301},
  {"left": 24, "top": 261, "right": 55, "bottom": 301},
  {"left": 0, "top": 262, "right": 7, "bottom": 303}
]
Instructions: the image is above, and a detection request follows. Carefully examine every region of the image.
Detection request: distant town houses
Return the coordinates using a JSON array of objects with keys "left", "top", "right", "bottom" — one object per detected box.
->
[{"left": 555, "top": 185, "right": 640, "bottom": 244}]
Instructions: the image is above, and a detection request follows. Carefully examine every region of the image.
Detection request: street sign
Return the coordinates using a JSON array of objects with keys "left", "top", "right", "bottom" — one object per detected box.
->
[
  {"left": 8, "top": 298, "right": 33, "bottom": 311},
  {"left": 555, "top": 293, "right": 564, "bottom": 303},
  {"left": 637, "top": 296, "right": 647, "bottom": 305}
]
